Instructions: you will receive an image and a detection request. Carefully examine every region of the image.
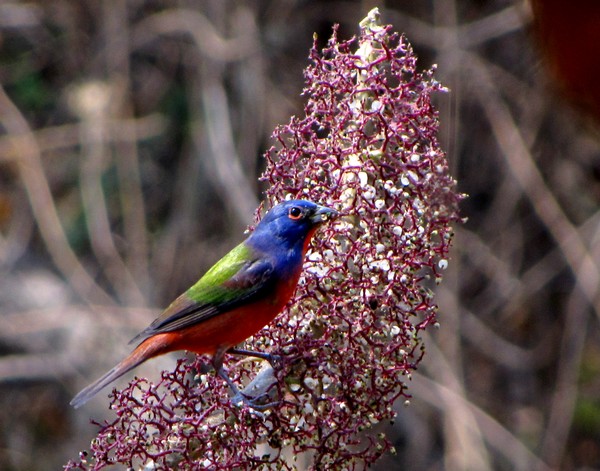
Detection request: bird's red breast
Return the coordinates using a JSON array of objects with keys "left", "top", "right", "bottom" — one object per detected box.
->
[
  {"left": 70, "top": 200, "right": 336, "bottom": 409},
  {"left": 154, "top": 272, "right": 303, "bottom": 356}
]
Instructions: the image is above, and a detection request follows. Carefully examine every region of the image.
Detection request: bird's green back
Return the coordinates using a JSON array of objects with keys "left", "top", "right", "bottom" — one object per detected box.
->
[{"left": 185, "top": 242, "right": 254, "bottom": 305}]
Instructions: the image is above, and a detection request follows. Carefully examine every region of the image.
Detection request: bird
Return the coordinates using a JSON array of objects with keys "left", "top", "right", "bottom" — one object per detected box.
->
[{"left": 70, "top": 199, "right": 337, "bottom": 409}]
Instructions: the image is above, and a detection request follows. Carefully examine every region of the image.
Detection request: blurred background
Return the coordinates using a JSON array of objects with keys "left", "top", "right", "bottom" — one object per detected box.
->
[{"left": 1, "top": 0, "right": 599, "bottom": 469}]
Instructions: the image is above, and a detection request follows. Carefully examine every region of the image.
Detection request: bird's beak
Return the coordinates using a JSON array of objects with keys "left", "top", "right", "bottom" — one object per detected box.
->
[{"left": 310, "top": 205, "right": 338, "bottom": 224}]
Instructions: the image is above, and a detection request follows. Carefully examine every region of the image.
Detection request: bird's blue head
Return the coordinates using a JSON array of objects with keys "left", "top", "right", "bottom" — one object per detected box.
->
[{"left": 248, "top": 200, "right": 337, "bottom": 255}]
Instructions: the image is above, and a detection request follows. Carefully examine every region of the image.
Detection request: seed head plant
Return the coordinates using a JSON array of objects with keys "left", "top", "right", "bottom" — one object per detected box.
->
[{"left": 66, "top": 8, "right": 461, "bottom": 470}]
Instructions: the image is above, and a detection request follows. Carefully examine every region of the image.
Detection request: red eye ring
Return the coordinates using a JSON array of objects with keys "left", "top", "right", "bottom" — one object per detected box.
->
[{"left": 288, "top": 206, "right": 303, "bottom": 220}]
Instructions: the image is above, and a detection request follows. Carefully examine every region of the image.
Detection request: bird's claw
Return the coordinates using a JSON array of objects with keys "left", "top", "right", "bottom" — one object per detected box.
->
[
  {"left": 226, "top": 348, "right": 282, "bottom": 369},
  {"left": 231, "top": 391, "right": 279, "bottom": 413},
  {"left": 264, "top": 353, "right": 282, "bottom": 369}
]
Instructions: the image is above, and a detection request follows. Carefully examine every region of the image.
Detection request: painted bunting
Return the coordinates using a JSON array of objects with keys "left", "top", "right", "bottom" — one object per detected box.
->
[{"left": 70, "top": 200, "right": 337, "bottom": 408}]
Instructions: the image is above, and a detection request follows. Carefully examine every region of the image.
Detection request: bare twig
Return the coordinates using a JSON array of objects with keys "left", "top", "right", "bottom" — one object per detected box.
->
[
  {"left": 467, "top": 55, "right": 600, "bottom": 318},
  {"left": 0, "top": 85, "right": 112, "bottom": 304},
  {"left": 102, "top": 0, "right": 151, "bottom": 299},
  {"left": 412, "top": 373, "right": 552, "bottom": 471},
  {"left": 70, "top": 81, "right": 145, "bottom": 305}
]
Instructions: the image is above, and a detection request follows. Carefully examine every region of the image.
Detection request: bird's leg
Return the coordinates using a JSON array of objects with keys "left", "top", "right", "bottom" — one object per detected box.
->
[
  {"left": 227, "top": 347, "right": 282, "bottom": 368},
  {"left": 212, "top": 346, "right": 277, "bottom": 411},
  {"left": 212, "top": 347, "right": 243, "bottom": 397}
]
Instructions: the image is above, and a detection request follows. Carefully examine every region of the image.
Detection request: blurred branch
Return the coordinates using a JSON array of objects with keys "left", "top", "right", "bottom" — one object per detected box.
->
[
  {"left": 463, "top": 50, "right": 600, "bottom": 469},
  {"left": 539, "top": 212, "right": 600, "bottom": 467},
  {"left": 412, "top": 372, "right": 551, "bottom": 471},
  {"left": 0, "top": 2, "right": 42, "bottom": 28},
  {"left": 0, "top": 114, "right": 166, "bottom": 162},
  {"left": 457, "top": 228, "right": 520, "bottom": 302},
  {"left": 539, "top": 288, "right": 589, "bottom": 469},
  {"left": 132, "top": 8, "right": 258, "bottom": 61},
  {"left": 0, "top": 353, "right": 76, "bottom": 381},
  {"left": 103, "top": 0, "right": 151, "bottom": 300},
  {"left": 451, "top": 217, "right": 600, "bottom": 371},
  {"left": 0, "top": 85, "right": 112, "bottom": 304},
  {"left": 422, "top": 329, "right": 492, "bottom": 471},
  {"left": 452, "top": 296, "right": 553, "bottom": 370},
  {"left": 467, "top": 55, "right": 600, "bottom": 319},
  {"left": 0, "top": 191, "right": 33, "bottom": 268},
  {"left": 388, "top": 4, "right": 529, "bottom": 52},
  {"left": 70, "top": 81, "right": 145, "bottom": 305},
  {"left": 197, "top": 78, "right": 259, "bottom": 226},
  {"left": 498, "top": 211, "right": 600, "bottom": 319},
  {"left": 132, "top": 5, "right": 261, "bottom": 228},
  {"left": 0, "top": 304, "right": 160, "bottom": 384},
  {"left": 429, "top": 4, "right": 490, "bottom": 470}
]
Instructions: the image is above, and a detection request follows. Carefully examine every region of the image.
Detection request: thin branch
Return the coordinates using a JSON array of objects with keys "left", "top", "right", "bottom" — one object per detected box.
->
[
  {"left": 466, "top": 54, "right": 600, "bottom": 319},
  {"left": 0, "top": 85, "right": 112, "bottom": 304},
  {"left": 103, "top": 0, "right": 151, "bottom": 300},
  {"left": 412, "top": 372, "right": 552, "bottom": 471}
]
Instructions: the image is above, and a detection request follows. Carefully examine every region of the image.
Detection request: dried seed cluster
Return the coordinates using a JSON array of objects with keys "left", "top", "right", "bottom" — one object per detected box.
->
[{"left": 67, "top": 9, "right": 461, "bottom": 470}]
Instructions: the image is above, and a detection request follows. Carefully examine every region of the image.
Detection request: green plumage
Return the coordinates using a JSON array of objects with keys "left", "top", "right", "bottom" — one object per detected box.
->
[
  {"left": 186, "top": 243, "right": 253, "bottom": 304},
  {"left": 70, "top": 200, "right": 336, "bottom": 410},
  {"left": 129, "top": 242, "right": 274, "bottom": 344}
]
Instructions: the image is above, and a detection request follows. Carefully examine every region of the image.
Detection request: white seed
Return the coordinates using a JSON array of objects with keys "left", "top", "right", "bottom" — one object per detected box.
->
[
  {"left": 378, "top": 259, "right": 390, "bottom": 271},
  {"left": 358, "top": 171, "right": 369, "bottom": 187},
  {"left": 343, "top": 154, "right": 362, "bottom": 168},
  {"left": 371, "top": 100, "right": 382, "bottom": 112},
  {"left": 362, "top": 185, "right": 376, "bottom": 199},
  {"left": 304, "top": 377, "right": 318, "bottom": 389}
]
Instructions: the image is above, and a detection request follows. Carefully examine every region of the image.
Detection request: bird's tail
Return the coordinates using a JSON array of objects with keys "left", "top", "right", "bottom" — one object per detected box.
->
[{"left": 70, "top": 336, "right": 170, "bottom": 409}]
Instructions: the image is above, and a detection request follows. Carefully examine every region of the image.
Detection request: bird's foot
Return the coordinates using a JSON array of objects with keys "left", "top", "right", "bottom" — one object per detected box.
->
[
  {"left": 227, "top": 348, "right": 282, "bottom": 368},
  {"left": 231, "top": 364, "right": 280, "bottom": 411},
  {"left": 230, "top": 390, "right": 280, "bottom": 412},
  {"left": 214, "top": 358, "right": 280, "bottom": 412}
]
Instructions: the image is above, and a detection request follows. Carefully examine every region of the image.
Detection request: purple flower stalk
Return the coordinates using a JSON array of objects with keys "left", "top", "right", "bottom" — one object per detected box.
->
[{"left": 66, "top": 8, "right": 461, "bottom": 470}]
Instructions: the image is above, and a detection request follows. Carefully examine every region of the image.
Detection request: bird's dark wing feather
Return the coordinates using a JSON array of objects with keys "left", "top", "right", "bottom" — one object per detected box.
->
[{"left": 129, "top": 256, "right": 275, "bottom": 345}]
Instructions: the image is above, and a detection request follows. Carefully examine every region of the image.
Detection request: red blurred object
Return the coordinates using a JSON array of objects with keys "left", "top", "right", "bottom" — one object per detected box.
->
[{"left": 531, "top": 0, "right": 600, "bottom": 121}]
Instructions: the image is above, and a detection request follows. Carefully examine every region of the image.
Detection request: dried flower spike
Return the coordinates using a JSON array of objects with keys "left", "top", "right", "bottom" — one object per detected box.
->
[{"left": 66, "top": 8, "right": 461, "bottom": 470}]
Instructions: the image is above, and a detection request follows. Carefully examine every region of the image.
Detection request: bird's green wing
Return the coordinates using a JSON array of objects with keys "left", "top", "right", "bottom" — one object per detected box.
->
[{"left": 130, "top": 243, "right": 274, "bottom": 344}]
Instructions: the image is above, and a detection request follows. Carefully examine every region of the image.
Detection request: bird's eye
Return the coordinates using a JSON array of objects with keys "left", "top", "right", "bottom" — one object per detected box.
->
[{"left": 288, "top": 206, "right": 303, "bottom": 220}]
